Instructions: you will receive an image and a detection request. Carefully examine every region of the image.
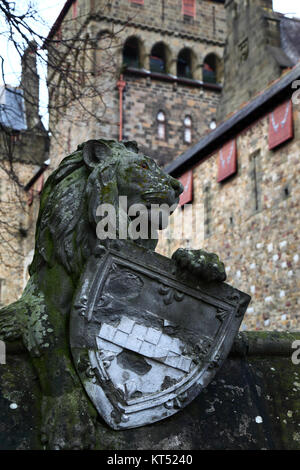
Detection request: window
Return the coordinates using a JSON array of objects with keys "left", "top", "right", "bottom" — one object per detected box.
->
[
  {"left": 157, "top": 111, "right": 166, "bottom": 140},
  {"left": 177, "top": 49, "right": 193, "bottom": 79},
  {"left": 252, "top": 153, "right": 260, "bottom": 212},
  {"left": 203, "top": 54, "right": 218, "bottom": 84},
  {"left": 10, "top": 132, "right": 21, "bottom": 143},
  {"left": 203, "top": 54, "right": 223, "bottom": 84},
  {"left": 123, "top": 37, "right": 140, "bottom": 68},
  {"left": 150, "top": 43, "right": 167, "bottom": 74},
  {"left": 248, "top": 151, "right": 262, "bottom": 215},
  {"left": 210, "top": 119, "right": 217, "bottom": 130},
  {"left": 184, "top": 116, "right": 192, "bottom": 144},
  {"left": 182, "top": 0, "right": 196, "bottom": 18},
  {"left": 204, "top": 183, "right": 212, "bottom": 238}
]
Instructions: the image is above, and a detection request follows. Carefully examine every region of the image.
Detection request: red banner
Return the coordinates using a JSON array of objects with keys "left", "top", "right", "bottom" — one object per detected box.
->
[
  {"left": 178, "top": 170, "right": 193, "bottom": 206},
  {"left": 269, "top": 100, "right": 293, "bottom": 150},
  {"left": 130, "top": 0, "right": 144, "bottom": 4},
  {"left": 217, "top": 139, "right": 237, "bottom": 183},
  {"left": 72, "top": 0, "right": 78, "bottom": 18},
  {"left": 182, "top": 0, "right": 196, "bottom": 17}
]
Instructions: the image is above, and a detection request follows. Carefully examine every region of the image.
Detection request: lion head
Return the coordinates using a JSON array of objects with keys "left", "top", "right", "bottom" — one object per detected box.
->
[{"left": 29, "top": 139, "right": 183, "bottom": 282}]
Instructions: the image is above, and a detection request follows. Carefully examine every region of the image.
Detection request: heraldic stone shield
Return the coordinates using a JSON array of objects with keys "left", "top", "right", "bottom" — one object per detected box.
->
[{"left": 70, "top": 240, "right": 250, "bottom": 430}]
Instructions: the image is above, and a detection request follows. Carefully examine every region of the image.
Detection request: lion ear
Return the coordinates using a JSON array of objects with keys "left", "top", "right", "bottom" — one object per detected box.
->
[
  {"left": 122, "top": 140, "right": 139, "bottom": 153},
  {"left": 83, "top": 140, "right": 113, "bottom": 169}
]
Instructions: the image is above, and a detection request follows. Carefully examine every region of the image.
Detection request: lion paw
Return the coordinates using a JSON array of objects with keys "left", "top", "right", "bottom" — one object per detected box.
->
[
  {"left": 41, "top": 389, "right": 96, "bottom": 450},
  {"left": 172, "top": 248, "right": 226, "bottom": 282}
]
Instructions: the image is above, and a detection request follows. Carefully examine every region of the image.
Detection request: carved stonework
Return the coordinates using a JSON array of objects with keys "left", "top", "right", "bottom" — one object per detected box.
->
[
  {"left": 0, "top": 139, "right": 251, "bottom": 448},
  {"left": 158, "top": 284, "right": 185, "bottom": 305},
  {"left": 70, "top": 240, "right": 251, "bottom": 430}
]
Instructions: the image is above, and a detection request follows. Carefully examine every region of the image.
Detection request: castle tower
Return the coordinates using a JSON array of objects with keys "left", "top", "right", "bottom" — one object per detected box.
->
[
  {"left": 21, "top": 41, "right": 40, "bottom": 130},
  {"left": 46, "top": 0, "right": 227, "bottom": 168},
  {"left": 217, "top": 0, "right": 294, "bottom": 121}
]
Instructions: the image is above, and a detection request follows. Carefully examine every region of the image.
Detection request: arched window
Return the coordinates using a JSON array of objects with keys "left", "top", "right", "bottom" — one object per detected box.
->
[
  {"left": 203, "top": 54, "right": 220, "bottom": 84},
  {"left": 150, "top": 43, "right": 167, "bottom": 74},
  {"left": 123, "top": 37, "right": 140, "bottom": 68},
  {"left": 157, "top": 111, "right": 166, "bottom": 140},
  {"left": 184, "top": 116, "right": 192, "bottom": 143},
  {"left": 177, "top": 48, "right": 193, "bottom": 79}
]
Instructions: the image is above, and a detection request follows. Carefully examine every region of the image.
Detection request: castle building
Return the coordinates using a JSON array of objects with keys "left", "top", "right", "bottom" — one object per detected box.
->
[
  {"left": 2, "top": 0, "right": 299, "bottom": 331},
  {"left": 158, "top": 0, "right": 300, "bottom": 331},
  {"left": 45, "top": 0, "right": 226, "bottom": 168},
  {"left": 1, "top": 1, "right": 300, "bottom": 451},
  {"left": 0, "top": 45, "right": 49, "bottom": 305}
]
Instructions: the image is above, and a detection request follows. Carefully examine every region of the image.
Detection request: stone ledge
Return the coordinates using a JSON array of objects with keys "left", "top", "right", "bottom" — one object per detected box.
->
[
  {"left": 230, "top": 331, "right": 300, "bottom": 357},
  {"left": 5, "top": 331, "right": 300, "bottom": 358},
  {"left": 123, "top": 67, "right": 223, "bottom": 91},
  {"left": 1, "top": 331, "right": 299, "bottom": 450}
]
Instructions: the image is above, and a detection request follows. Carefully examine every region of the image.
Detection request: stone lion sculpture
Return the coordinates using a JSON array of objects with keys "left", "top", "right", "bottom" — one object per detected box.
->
[{"left": 0, "top": 139, "right": 226, "bottom": 449}]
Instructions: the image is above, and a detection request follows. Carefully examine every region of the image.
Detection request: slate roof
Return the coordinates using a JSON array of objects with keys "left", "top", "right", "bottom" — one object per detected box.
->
[{"left": 0, "top": 86, "right": 27, "bottom": 131}]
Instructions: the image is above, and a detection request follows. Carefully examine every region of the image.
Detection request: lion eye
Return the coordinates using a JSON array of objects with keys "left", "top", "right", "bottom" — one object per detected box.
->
[{"left": 140, "top": 162, "right": 149, "bottom": 169}]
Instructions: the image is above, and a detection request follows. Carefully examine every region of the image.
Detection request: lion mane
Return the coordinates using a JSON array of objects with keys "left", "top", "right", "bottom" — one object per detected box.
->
[
  {"left": 0, "top": 138, "right": 182, "bottom": 349},
  {"left": 30, "top": 139, "right": 147, "bottom": 281}
]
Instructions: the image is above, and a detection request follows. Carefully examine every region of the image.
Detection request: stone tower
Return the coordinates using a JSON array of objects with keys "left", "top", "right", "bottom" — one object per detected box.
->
[
  {"left": 217, "top": 0, "right": 294, "bottom": 121},
  {"left": 21, "top": 42, "right": 40, "bottom": 130},
  {"left": 46, "top": 0, "right": 227, "bottom": 168}
]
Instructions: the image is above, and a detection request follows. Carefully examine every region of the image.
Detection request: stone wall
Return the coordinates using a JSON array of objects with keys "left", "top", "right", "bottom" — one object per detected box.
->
[
  {"left": 0, "top": 124, "right": 49, "bottom": 305},
  {"left": 122, "top": 73, "right": 221, "bottom": 166},
  {"left": 74, "top": 0, "right": 226, "bottom": 45},
  {"left": 0, "top": 161, "right": 42, "bottom": 306},
  {"left": 157, "top": 100, "right": 300, "bottom": 331},
  {"left": 0, "top": 332, "right": 299, "bottom": 450}
]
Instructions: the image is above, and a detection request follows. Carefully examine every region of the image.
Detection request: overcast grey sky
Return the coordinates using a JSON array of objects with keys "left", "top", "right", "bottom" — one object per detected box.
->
[{"left": 1, "top": 0, "right": 299, "bottom": 126}]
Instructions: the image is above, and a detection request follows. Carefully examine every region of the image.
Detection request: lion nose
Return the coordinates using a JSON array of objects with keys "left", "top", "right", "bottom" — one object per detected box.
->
[{"left": 170, "top": 177, "right": 184, "bottom": 198}]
